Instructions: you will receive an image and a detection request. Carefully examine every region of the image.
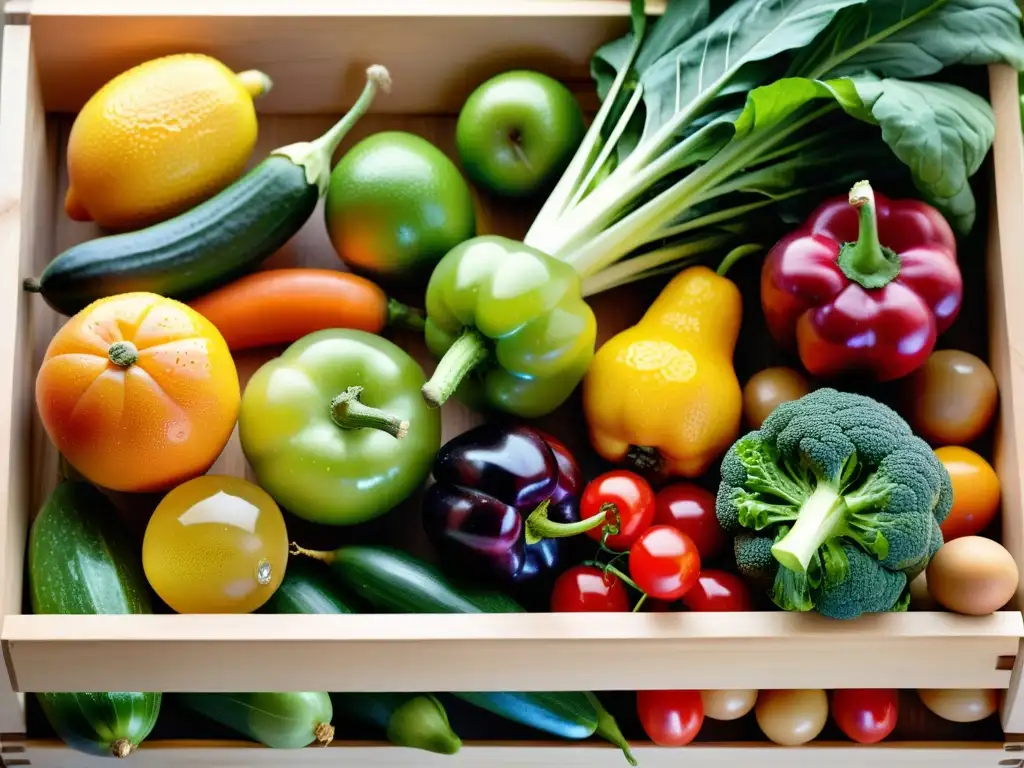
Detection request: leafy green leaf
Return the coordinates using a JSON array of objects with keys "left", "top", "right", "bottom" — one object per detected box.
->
[
  {"left": 638, "top": 0, "right": 871, "bottom": 138},
  {"left": 852, "top": 76, "right": 995, "bottom": 234},
  {"left": 824, "top": 0, "right": 1024, "bottom": 79},
  {"left": 733, "top": 77, "right": 864, "bottom": 138}
]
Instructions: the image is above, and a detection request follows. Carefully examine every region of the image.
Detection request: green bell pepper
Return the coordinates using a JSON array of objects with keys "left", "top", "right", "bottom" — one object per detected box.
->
[
  {"left": 421, "top": 235, "right": 596, "bottom": 418},
  {"left": 239, "top": 329, "right": 441, "bottom": 526}
]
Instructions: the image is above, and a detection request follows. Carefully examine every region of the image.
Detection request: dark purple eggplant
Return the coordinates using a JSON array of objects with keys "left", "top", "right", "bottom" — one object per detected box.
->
[{"left": 423, "top": 424, "right": 602, "bottom": 584}]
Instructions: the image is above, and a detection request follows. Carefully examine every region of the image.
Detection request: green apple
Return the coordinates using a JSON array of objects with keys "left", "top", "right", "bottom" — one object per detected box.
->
[{"left": 455, "top": 70, "right": 586, "bottom": 198}]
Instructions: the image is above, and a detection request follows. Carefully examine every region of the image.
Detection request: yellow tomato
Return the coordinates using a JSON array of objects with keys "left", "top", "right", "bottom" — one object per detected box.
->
[
  {"left": 934, "top": 446, "right": 1000, "bottom": 541},
  {"left": 142, "top": 475, "right": 288, "bottom": 614}
]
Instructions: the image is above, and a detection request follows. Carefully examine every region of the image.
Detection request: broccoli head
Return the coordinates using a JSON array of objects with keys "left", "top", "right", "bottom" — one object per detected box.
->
[{"left": 716, "top": 388, "right": 952, "bottom": 620}]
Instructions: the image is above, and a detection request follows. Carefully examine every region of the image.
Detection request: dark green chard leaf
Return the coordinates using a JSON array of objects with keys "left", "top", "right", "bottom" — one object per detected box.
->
[
  {"left": 819, "top": 0, "right": 1024, "bottom": 79},
  {"left": 851, "top": 75, "right": 996, "bottom": 233}
]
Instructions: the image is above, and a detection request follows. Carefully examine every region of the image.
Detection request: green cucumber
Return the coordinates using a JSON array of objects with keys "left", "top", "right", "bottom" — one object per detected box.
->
[
  {"left": 291, "top": 544, "right": 635, "bottom": 765},
  {"left": 176, "top": 692, "right": 334, "bottom": 749},
  {"left": 295, "top": 543, "right": 524, "bottom": 614},
  {"left": 264, "top": 562, "right": 462, "bottom": 754},
  {"left": 331, "top": 693, "right": 462, "bottom": 755},
  {"left": 263, "top": 558, "right": 358, "bottom": 615},
  {"left": 28, "top": 481, "right": 161, "bottom": 758},
  {"left": 26, "top": 66, "right": 391, "bottom": 317}
]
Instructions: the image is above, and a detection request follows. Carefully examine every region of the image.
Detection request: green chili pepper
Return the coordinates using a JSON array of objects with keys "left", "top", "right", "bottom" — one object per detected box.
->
[
  {"left": 239, "top": 329, "right": 441, "bottom": 526},
  {"left": 421, "top": 235, "right": 597, "bottom": 418}
]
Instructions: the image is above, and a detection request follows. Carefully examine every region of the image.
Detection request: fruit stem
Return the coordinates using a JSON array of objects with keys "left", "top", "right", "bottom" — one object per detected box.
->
[
  {"left": 586, "top": 692, "right": 637, "bottom": 767},
  {"left": 314, "top": 722, "right": 335, "bottom": 747},
  {"left": 236, "top": 69, "right": 274, "bottom": 98},
  {"left": 23, "top": 278, "right": 41, "bottom": 293},
  {"left": 272, "top": 65, "right": 391, "bottom": 195},
  {"left": 108, "top": 341, "right": 138, "bottom": 367},
  {"left": 422, "top": 328, "right": 490, "bottom": 408},
  {"left": 387, "top": 298, "right": 426, "bottom": 332},
  {"left": 289, "top": 542, "right": 336, "bottom": 565},
  {"left": 524, "top": 499, "right": 609, "bottom": 545},
  {"left": 330, "top": 386, "right": 409, "bottom": 439},
  {"left": 111, "top": 740, "right": 134, "bottom": 758}
]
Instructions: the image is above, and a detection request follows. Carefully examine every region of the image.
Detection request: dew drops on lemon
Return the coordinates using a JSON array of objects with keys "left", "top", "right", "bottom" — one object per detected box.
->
[{"left": 142, "top": 475, "right": 288, "bottom": 613}]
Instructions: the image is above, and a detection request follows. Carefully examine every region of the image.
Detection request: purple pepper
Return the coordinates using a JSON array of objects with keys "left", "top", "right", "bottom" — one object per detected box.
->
[{"left": 423, "top": 424, "right": 602, "bottom": 584}]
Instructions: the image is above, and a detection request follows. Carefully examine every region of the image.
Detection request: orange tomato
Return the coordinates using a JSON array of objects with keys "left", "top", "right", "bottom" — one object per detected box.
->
[
  {"left": 935, "top": 446, "right": 1001, "bottom": 541},
  {"left": 36, "top": 292, "right": 240, "bottom": 493}
]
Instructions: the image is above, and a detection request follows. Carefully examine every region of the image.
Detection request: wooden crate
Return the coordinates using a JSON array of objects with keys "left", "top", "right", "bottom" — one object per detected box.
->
[{"left": 1, "top": 1, "right": 1024, "bottom": 765}]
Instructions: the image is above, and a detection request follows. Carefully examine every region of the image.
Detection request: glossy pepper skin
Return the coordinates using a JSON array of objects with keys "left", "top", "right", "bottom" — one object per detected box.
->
[
  {"left": 583, "top": 265, "right": 743, "bottom": 479},
  {"left": 423, "top": 424, "right": 595, "bottom": 584},
  {"left": 761, "top": 180, "right": 962, "bottom": 382},
  {"left": 239, "top": 329, "right": 441, "bottom": 526},
  {"left": 421, "top": 235, "right": 597, "bottom": 418}
]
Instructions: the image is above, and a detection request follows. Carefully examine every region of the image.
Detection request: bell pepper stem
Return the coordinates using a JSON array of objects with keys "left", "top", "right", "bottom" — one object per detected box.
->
[
  {"left": 422, "top": 328, "right": 490, "bottom": 408},
  {"left": 387, "top": 298, "right": 426, "bottom": 332},
  {"left": 836, "top": 180, "right": 901, "bottom": 290},
  {"left": 523, "top": 499, "right": 609, "bottom": 545},
  {"left": 108, "top": 341, "right": 138, "bottom": 367},
  {"left": 330, "top": 386, "right": 409, "bottom": 440},
  {"left": 289, "top": 542, "right": 336, "bottom": 565},
  {"left": 314, "top": 723, "right": 335, "bottom": 747}
]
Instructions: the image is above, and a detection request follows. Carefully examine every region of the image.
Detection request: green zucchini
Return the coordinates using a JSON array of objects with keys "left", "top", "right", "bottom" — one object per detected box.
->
[
  {"left": 26, "top": 65, "right": 391, "bottom": 317},
  {"left": 292, "top": 544, "right": 635, "bottom": 765},
  {"left": 331, "top": 693, "right": 462, "bottom": 755},
  {"left": 28, "top": 481, "right": 161, "bottom": 758},
  {"left": 176, "top": 692, "right": 334, "bottom": 749},
  {"left": 264, "top": 562, "right": 462, "bottom": 754}
]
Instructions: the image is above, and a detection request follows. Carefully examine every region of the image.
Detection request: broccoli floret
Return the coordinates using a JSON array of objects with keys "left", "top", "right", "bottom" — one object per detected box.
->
[
  {"left": 734, "top": 531, "right": 778, "bottom": 580},
  {"left": 813, "top": 543, "right": 908, "bottom": 620},
  {"left": 715, "top": 388, "right": 952, "bottom": 620}
]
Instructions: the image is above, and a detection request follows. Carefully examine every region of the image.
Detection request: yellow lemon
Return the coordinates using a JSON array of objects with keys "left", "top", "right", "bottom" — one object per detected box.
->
[{"left": 65, "top": 53, "right": 271, "bottom": 231}]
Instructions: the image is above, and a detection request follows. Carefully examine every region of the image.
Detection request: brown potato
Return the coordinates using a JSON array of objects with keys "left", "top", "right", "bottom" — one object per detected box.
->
[
  {"left": 743, "top": 367, "right": 811, "bottom": 429},
  {"left": 902, "top": 350, "right": 998, "bottom": 445}
]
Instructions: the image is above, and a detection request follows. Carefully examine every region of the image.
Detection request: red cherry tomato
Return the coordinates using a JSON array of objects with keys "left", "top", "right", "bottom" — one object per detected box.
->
[
  {"left": 550, "top": 565, "right": 630, "bottom": 612},
  {"left": 581, "top": 470, "right": 656, "bottom": 550},
  {"left": 654, "top": 483, "right": 725, "bottom": 560},
  {"left": 681, "top": 570, "right": 752, "bottom": 612},
  {"left": 831, "top": 689, "right": 899, "bottom": 744},
  {"left": 637, "top": 690, "right": 704, "bottom": 747},
  {"left": 629, "top": 526, "right": 701, "bottom": 601}
]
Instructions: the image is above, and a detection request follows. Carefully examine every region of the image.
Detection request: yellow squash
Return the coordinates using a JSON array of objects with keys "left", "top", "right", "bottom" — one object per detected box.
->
[
  {"left": 65, "top": 53, "right": 272, "bottom": 231},
  {"left": 582, "top": 266, "right": 743, "bottom": 478}
]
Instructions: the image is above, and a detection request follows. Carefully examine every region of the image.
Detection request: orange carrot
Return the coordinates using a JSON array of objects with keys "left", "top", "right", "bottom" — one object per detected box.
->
[{"left": 188, "top": 268, "right": 423, "bottom": 351}]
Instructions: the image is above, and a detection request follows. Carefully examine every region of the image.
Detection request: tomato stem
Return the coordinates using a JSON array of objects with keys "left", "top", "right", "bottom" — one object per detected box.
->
[
  {"left": 582, "top": 560, "right": 642, "bottom": 592},
  {"left": 524, "top": 499, "right": 608, "bottom": 545},
  {"left": 289, "top": 542, "right": 336, "bottom": 565},
  {"left": 330, "top": 386, "right": 409, "bottom": 439},
  {"left": 108, "top": 340, "right": 138, "bottom": 367},
  {"left": 422, "top": 328, "right": 490, "bottom": 408}
]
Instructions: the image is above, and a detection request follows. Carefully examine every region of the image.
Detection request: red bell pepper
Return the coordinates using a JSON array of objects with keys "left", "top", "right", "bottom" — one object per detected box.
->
[{"left": 760, "top": 180, "right": 962, "bottom": 382}]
